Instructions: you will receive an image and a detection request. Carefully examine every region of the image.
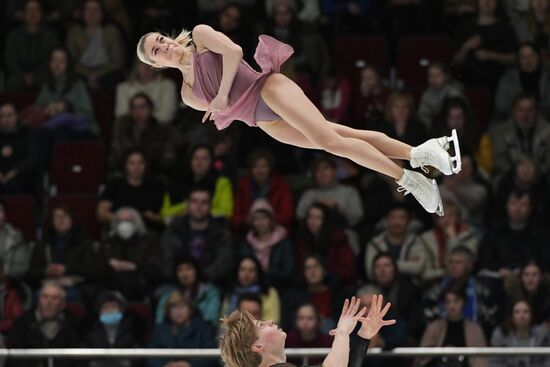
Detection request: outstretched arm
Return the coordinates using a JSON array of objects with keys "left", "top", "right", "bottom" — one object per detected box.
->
[
  {"left": 191, "top": 24, "right": 243, "bottom": 121},
  {"left": 323, "top": 297, "right": 366, "bottom": 367},
  {"left": 329, "top": 294, "right": 397, "bottom": 367}
]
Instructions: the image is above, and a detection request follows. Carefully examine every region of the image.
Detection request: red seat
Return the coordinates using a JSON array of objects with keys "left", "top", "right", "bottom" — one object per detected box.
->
[
  {"left": 50, "top": 141, "right": 105, "bottom": 195},
  {"left": 333, "top": 36, "right": 389, "bottom": 84},
  {"left": 1, "top": 195, "right": 36, "bottom": 241},
  {"left": 65, "top": 302, "right": 87, "bottom": 321},
  {"left": 397, "top": 35, "right": 452, "bottom": 88},
  {"left": 46, "top": 195, "right": 100, "bottom": 240},
  {"left": 91, "top": 92, "right": 114, "bottom": 145},
  {"left": 0, "top": 92, "right": 37, "bottom": 110},
  {"left": 464, "top": 88, "right": 492, "bottom": 130}
]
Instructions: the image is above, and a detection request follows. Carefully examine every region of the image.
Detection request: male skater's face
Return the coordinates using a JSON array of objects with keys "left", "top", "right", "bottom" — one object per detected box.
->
[{"left": 252, "top": 319, "right": 286, "bottom": 354}]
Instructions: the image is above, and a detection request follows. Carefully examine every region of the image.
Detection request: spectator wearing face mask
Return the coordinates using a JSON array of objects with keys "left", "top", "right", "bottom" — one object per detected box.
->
[
  {"left": 98, "top": 207, "right": 162, "bottom": 301},
  {"left": 82, "top": 290, "right": 142, "bottom": 367}
]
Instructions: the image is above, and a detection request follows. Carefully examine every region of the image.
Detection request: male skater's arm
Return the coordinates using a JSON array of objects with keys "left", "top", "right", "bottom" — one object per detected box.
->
[
  {"left": 322, "top": 297, "right": 366, "bottom": 367},
  {"left": 330, "top": 294, "right": 396, "bottom": 367}
]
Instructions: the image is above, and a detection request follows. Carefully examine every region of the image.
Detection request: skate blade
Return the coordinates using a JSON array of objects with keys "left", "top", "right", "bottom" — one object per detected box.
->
[
  {"left": 447, "top": 129, "right": 462, "bottom": 174},
  {"left": 432, "top": 179, "right": 444, "bottom": 216}
]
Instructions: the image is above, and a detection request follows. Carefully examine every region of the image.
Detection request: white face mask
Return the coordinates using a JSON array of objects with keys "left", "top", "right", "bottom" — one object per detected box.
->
[{"left": 116, "top": 221, "right": 136, "bottom": 240}]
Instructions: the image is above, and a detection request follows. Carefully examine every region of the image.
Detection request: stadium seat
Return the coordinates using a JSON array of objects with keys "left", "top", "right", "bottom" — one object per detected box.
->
[
  {"left": 0, "top": 92, "right": 37, "bottom": 110},
  {"left": 91, "top": 92, "right": 114, "bottom": 145},
  {"left": 464, "top": 88, "right": 493, "bottom": 130},
  {"left": 50, "top": 141, "right": 105, "bottom": 195},
  {"left": 65, "top": 302, "right": 87, "bottom": 321},
  {"left": 1, "top": 195, "right": 37, "bottom": 241},
  {"left": 397, "top": 35, "right": 452, "bottom": 88},
  {"left": 46, "top": 195, "right": 100, "bottom": 240},
  {"left": 333, "top": 36, "right": 389, "bottom": 84}
]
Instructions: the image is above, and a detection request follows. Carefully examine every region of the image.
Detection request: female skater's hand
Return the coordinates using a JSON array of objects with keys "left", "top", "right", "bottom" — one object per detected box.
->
[
  {"left": 333, "top": 297, "right": 366, "bottom": 336},
  {"left": 202, "top": 94, "right": 228, "bottom": 123},
  {"left": 357, "top": 294, "right": 396, "bottom": 340}
]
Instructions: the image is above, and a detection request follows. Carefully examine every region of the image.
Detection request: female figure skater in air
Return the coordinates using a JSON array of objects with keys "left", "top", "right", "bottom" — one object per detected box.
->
[{"left": 137, "top": 25, "right": 461, "bottom": 215}]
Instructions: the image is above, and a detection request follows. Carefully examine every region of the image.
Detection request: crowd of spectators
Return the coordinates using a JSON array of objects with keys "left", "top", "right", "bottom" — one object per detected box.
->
[{"left": 2, "top": 0, "right": 550, "bottom": 366}]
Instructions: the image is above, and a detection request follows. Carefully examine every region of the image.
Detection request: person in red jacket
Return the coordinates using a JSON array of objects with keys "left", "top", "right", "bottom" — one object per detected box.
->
[
  {"left": 232, "top": 148, "right": 294, "bottom": 233},
  {"left": 0, "top": 259, "right": 24, "bottom": 335},
  {"left": 295, "top": 203, "right": 357, "bottom": 288}
]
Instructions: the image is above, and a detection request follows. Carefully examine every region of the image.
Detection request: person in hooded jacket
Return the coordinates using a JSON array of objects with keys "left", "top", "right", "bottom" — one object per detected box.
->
[
  {"left": 240, "top": 198, "right": 294, "bottom": 290},
  {"left": 82, "top": 290, "right": 143, "bottom": 367}
]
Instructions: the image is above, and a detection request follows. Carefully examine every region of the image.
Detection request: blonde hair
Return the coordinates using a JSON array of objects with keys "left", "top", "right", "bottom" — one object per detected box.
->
[
  {"left": 219, "top": 310, "right": 262, "bottom": 367},
  {"left": 164, "top": 291, "right": 196, "bottom": 319},
  {"left": 136, "top": 28, "right": 193, "bottom": 66}
]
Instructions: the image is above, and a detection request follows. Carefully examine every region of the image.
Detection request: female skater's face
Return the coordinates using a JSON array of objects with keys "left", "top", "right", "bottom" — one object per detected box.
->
[{"left": 143, "top": 33, "right": 185, "bottom": 68}]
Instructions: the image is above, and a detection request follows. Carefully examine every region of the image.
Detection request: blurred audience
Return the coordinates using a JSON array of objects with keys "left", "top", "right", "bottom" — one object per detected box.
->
[
  {"left": 285, "top": 302, "right": 332, "bottom": 366},
  {"left": 495, "top": 43, "right": 550, "bottom": 119},
  {"left": 380, "top": 91, "right": 427, "bottom": 147},
  {"left": 418, "top": 61, "right": 464, "bottom": 129},
  {"left": 364, "top": 203, "right": 430, "bottom": 282},
  {"left": 98, "top": 207, "right": 161, "bottom": 301},
  {"left": 490, "top": 93, "right": 550, "bottom": 179},
  {"left": 453, "top": 0, "right": 517, "bottom": 91},
  {"left": 0, "top": 200, "right": 30, "bottom": 280},
  {"left": 232, "top": 148, "right": 294, "bottom": 232},
  {"left": 489, "top": 299, "right": 550, "bottom": 367},
  {"left": 28, "top": 204, "right": 97, "bottom": 303},
  {"left": 147, "top": 293, "right": 217, "bottom": 367},
  {"left": 0, "top": 103, "right": 34, "bottom": 195},
  {"left": 115, "top": 58, "right": 177, "bottom": 124},
  {"left": 161, "top": 187, "right": 234, "bottom": 285},
  {"left": 154, "top": 256, "right": 221, "bottom": 327},
  {"left": 220, "top": 255, "right": 281, "bottom": 323},
  {"left": 240, "top": 199, "right": 294, "bottom": 290},
  {"left": 66, "top": 0, "right": 125, "bottom": 91},
  {"left": 109, "top": 93, "right": 182, "bottom": 177},
  {"left": 415, "top": 282, "right": 488, "bottom": 367},
  {"left": 296, "top": 156, "right": 363, "bottom": 227},
  {"left": 4, "top": 0, "right": 59, "bottom": 90},
  {"left": 352, "top": 64, "right": 390, "bottom": 127},
  {"left": 98, "top": 148, "right": 164, "bottom": 231},
  {"left": 162, "top": 143, "right": 233, "bottom": 223},
  {"left": 295, "top": 203, "right": 357, "bottom": 288},
  {"left": 82, "top": 290, "right": 142, "bottom": 367},
  {"left": 8, "top": 282, "right": 78, "bottom": 367}
]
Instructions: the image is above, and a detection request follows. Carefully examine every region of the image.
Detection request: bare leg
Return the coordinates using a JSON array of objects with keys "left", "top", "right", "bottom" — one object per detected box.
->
[
  {"left": 260, "top": 74, "right": 404, "bottom": 180},
  {"left": 327, "top": 122, "right": 412, "bottom": 160}
]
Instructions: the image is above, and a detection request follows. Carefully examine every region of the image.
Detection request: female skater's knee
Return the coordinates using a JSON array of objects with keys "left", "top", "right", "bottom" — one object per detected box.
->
[{"left": 319, "top": 136, "right": 346, "bottom": 156}]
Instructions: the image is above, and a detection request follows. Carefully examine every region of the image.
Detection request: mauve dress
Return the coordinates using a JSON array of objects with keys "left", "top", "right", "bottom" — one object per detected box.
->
[{"left": 192, "top": 35, "right": 294, "bottom": 130}]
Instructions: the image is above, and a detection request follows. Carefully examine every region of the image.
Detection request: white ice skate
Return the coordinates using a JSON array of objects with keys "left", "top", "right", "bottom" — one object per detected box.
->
[
  {"left": 396, "top": 169, "right": 444, "bottom": 216},
  {"left": 410, "top": 129, "right": 462, "bottom": 175}
]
